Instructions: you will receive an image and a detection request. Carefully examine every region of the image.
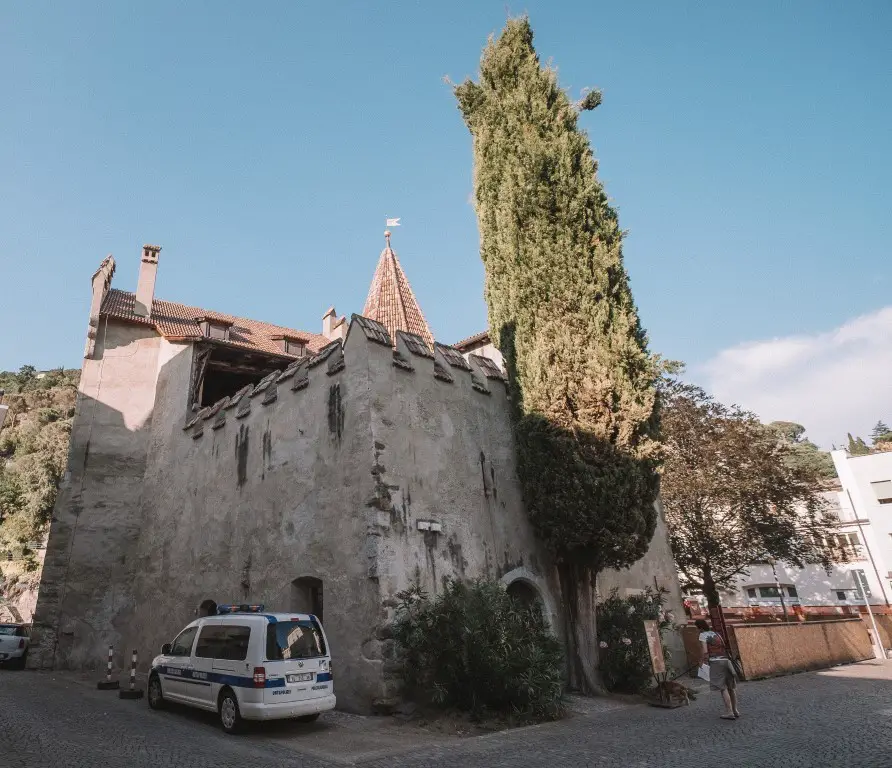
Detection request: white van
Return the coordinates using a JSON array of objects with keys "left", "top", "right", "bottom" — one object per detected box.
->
[{"left": 148, "top": 604, "right": 335, "bottom": 733}]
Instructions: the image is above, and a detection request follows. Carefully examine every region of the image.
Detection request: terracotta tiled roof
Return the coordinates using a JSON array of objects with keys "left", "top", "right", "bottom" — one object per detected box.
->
[
  {"left": 101, "top": 289, "right": 330, "bottom": 357},
  {"left": 454, "top": 330, "right": 490, "bottom": 351},
  {"left": 362, "top": 244, "right": 434, "bottom": 348}
]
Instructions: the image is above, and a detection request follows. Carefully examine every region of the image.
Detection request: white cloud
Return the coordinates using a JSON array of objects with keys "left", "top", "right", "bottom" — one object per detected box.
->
[{"left": 694, "top": 307, "right": 892, "bottom": 450}]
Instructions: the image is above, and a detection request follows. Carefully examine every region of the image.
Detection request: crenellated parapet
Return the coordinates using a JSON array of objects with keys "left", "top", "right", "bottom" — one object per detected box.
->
[
  {"left": 182, "top": 339, "right": 344, "bottom": 439},
  {"left": 181, "top": 314, "right": 508, "bottom": 442}
]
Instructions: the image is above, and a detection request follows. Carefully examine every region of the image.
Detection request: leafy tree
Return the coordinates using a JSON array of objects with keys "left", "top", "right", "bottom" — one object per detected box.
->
[
  {"left": 847, "top": 433, "right": 871, "bottom": 456},
  {"left": 870, "top": 420, "right": 892, "bottom": 445},
  {"left": 15, "top": 366, "right": 36, "bottom": 389},
  {"left": 455, "top": 17, "right": 661, "bottom": 693},
  {"left": 661, "top": 381, "right": 836, "bottom": 613},
  {"left": 767, "top": 421, "right": 836, "bottom": 481},
  {"left": 768, "top": 421, "right": 806, "bottom": 443}
]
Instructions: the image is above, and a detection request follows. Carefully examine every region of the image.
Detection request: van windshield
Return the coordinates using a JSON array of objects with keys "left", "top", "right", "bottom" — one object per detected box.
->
[{"left": 266, "top": 619, "right": 326, "bottom": 660}]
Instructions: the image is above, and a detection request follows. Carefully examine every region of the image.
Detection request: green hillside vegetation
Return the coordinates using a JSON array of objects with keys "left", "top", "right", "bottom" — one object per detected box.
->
[{"left": 0, "top": 366, "right": 79, "bottom": 570}]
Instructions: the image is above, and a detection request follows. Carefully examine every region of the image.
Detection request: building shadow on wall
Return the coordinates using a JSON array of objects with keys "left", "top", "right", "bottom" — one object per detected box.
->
[{"left": 32, "top": 369, "right": 153, "bottom": 671}]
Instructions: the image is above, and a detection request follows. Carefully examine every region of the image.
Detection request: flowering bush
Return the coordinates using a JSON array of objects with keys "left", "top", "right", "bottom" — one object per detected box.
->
[
  {"left": 596, "top": 587, "right": 675, "bottom": 693},
  {"left": 392, "top": 579, "right": 565, "bottom": 721}
]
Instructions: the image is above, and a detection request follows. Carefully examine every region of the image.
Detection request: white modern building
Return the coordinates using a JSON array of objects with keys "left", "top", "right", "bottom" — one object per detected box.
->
[{"left": 713, "top": 450, "right": 892, "bottom": 614}]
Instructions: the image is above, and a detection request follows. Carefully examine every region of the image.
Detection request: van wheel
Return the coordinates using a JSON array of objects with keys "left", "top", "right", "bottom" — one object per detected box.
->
[
  {"left": 297, "top": 713, "right": 320, "bottom": 723},
  {"left": 219, "top": 689, "right": 243, "bottom": 734},
  {"left": 12, "top": 653, "right": 27, "bottom": 670},
  {"left": 147, "top": 674, "right": 165, "bottom": 710}
]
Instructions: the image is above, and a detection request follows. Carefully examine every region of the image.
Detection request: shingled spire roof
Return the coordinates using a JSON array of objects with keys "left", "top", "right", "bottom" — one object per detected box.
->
[{"left": 362, "top": 232, "right": 434, "bottom": 348}]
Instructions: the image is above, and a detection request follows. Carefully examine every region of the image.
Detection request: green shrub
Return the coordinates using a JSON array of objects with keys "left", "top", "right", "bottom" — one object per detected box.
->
[
  {"left": 392, "top": 579, "right": 565, "bottom": 721},
  {"left": 36, "top": 408, "right": 61, "bottom": 425},
  {"left": 596, "top": 587, "right": 675, "bottom": 694}
]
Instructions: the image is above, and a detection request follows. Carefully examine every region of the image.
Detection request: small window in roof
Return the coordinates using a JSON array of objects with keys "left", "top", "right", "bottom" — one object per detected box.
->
[
  {"left": 197, "top": 317, "right": 232, "bottom": 342},
  {"left": 271, "top": 335, "right": 307, "bottom": 357}
]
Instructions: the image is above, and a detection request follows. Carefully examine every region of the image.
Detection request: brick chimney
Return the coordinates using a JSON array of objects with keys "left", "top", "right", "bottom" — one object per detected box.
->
[{"left": 134, "top": 244, "right": 161, "bottom": 318}]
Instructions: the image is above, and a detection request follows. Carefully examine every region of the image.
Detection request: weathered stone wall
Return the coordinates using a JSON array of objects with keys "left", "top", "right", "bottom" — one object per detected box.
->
[
  {"left": 120, "top": 321, "right": 565, "bottom": 712},
  {"left": 359, "top": 329, "right": 565, "bottom": 703},
  {"left": 598, "top": 500, "right": 687, "bottom": 666},
  {"left": 123, "top": 334, "right": 379, "bottom": 712},
  {"left": 33, "top": 314, "right": 685, "bottom": 710},
  {"left": 30, "top": 321, "right": 174, "bottom": 670}
]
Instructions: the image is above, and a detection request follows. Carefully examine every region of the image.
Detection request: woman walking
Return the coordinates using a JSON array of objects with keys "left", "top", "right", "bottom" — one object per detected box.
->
[{"left": 695, "top": 618, "right": 739, "bottom": 719}]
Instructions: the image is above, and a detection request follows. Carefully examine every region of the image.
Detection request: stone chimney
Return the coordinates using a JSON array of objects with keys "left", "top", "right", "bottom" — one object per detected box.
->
[
  {"left": 134, "top": 244, "right": 161, "bottom": 318},
  {"left": 322, "top": 306, "right": 347, "bottom": 342}
]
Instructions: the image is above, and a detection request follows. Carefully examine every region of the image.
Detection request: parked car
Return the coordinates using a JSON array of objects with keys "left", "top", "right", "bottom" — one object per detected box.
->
[
  {"left": 0, "top": 623, "right": 30, "bottom": 669},
  {"left": 148, "top": 604, "right": 335, "bottom": 734}
]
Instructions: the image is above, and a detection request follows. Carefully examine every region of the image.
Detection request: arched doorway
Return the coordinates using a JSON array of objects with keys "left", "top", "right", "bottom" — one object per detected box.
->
[
  {"left": 290, "top": 577, "right": 323, "bottom": 623},
  {"left": 198, "top": 599, "right": 217, "bottom": 617},
  {"left": 500, "top": 567, "right": 558, "bottom": 632},
  {"left": 506, "top": 579, "right": 543, "bottom": 612}
]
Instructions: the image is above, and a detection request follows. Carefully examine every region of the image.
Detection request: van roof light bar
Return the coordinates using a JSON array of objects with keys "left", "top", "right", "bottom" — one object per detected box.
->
[{"left": 217, "top": 603, "right": 265, "bottom": 615}]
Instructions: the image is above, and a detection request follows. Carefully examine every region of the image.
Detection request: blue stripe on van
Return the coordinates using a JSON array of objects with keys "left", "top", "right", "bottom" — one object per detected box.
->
[{"left": 152, "top": 665, "right": 287, "bottom": 689}]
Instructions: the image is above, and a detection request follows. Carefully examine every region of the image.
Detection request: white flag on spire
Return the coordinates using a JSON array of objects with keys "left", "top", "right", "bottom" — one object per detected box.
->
[{"left": 386, "top": 217, "right": 401, "bottom": 227}]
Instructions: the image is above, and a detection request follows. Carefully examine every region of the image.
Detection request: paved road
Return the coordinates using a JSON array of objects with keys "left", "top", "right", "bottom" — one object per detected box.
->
[{"left": 3, "top": 661, "right": 892, "bottom": 767}]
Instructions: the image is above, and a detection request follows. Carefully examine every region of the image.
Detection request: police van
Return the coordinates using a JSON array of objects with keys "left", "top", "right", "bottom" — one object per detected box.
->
[{"left": 148, "top": 604, "right": 335, "bottom": 733}]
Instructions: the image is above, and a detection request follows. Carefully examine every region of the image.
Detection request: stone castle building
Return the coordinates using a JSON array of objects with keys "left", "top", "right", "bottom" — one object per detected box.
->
[{"left": 30, "top": 237, "right": 683, "bottom": 711}]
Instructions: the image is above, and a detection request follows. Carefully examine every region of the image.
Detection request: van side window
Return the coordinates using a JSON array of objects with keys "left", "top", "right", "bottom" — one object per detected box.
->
[
  {"left": 170, "top": 626, "right": 198, "bottom": 657},
  {"left": 195, "top": 625, "right": 251, "bottom": 661}
]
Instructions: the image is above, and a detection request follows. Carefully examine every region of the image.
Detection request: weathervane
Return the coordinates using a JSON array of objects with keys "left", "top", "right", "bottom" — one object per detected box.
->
[{"left": 385, "top": 217, "right": 400, "bottom": 247}]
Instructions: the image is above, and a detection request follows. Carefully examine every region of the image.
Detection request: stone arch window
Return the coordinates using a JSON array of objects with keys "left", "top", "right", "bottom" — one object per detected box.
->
[
  {"left": 500, "top": 567, "right": 558, "bottom": 633},
  {"left": 198, "top": 599, "right": 217, "bottom": 617},
  {"left": 290, "top": 577, "right": 323, "bottom": 623},
  {"left": 506, "top": 579, "right": 543, "bottom": 611}
]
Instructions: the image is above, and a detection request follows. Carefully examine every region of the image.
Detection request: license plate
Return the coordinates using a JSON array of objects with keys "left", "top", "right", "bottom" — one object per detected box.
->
[{"left": 287, "top": 673, "right": 314, "bottom": 683}]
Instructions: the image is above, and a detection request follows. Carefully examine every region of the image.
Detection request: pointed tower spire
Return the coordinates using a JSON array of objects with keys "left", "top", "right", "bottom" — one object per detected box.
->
[{"left": 363, "top": 231, "right": 434, "bottom": 348}]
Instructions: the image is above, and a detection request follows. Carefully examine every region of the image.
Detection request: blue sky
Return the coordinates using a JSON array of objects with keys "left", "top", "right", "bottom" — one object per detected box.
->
[{"left": 1, "top": 2, "right": 890, "bottom": 444}]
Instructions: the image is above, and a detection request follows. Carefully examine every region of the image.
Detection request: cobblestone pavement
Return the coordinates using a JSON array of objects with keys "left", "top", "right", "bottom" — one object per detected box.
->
[{"left": 3, "top": 661, "right": 892, "bottom": 767}]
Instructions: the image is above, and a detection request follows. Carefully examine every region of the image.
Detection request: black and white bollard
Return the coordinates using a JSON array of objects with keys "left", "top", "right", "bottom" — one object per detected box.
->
[
  {"left": 119, "top": 649, "right": 144, "bottom": 699},
  {"left": 97, "top": 645, "right": 120, "bottom": 690}
]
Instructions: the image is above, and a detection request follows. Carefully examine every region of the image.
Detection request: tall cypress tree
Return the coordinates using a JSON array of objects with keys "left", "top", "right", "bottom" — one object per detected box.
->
[{"left": 456, "top": 18, "right": 661, "bottom": 692}]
